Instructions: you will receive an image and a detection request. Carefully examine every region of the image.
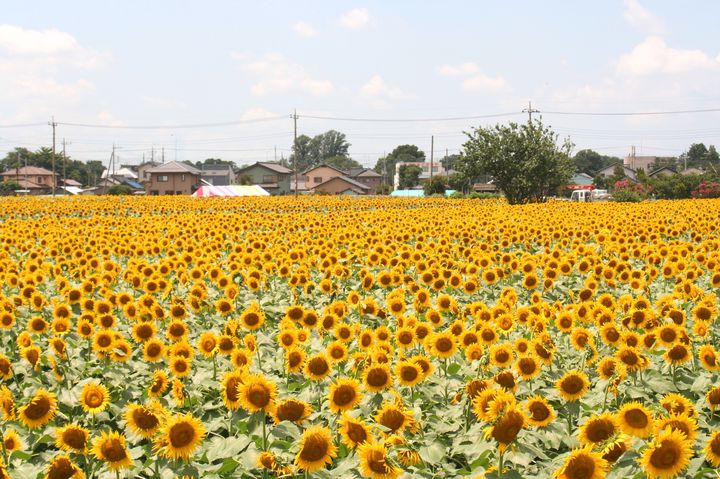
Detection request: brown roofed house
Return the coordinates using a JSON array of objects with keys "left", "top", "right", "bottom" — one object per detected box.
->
[
  {"left": 144, "top": 161, "right": 201, "bottom": 195},
  {"left": 1, "top": 166, "right": 58, "bottom": 195}
]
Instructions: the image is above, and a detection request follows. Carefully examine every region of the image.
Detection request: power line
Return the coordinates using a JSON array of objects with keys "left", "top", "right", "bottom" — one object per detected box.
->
[
  {"left": 298, "top": 112, "right": 522, "bottom": 122},
  {"left": 55, "top": 116, "right": 287, "bottom": 129},
  {"left": 0, "top": 122, "right": 47, "bottom": 129},
  {"left": 542, "top": 107, "right": 720, "bottom": 116}
]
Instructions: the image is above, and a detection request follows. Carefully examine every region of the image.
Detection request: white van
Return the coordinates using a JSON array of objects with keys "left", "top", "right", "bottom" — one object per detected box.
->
[{"left": 570, "top": 189, "right": 609, "bottom": 202}]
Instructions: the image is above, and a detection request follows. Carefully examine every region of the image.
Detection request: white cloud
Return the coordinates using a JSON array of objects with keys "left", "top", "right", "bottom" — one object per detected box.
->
[
  {"left": 240, "top": 108, "right": 279, "bottom": 121},
  {"left": 232, "top": 52, "right": 333, "bottom": 96},
  {"left": 623, "top": 0, "right": 665, "bottom": 35},
  {"left": 293, "top": 21, "right": 318, "bottom": 38},
  {"left": 462, "top": 74, "right": 509, "bottom": 91},
  {"left": 360, "top": 75, "right": 409, "bottom": 100},
  {"left": 437, "top": 62, "right": 480, "bottom": 76},
  {"left": 339, "top": 8, "right": 370, "bottom": 30},
  {"left": 617, "top": 36, "right": 719, "bottom": 76},
  {"left": 0, "top": 24, "right": 107, "bottom": 68}
]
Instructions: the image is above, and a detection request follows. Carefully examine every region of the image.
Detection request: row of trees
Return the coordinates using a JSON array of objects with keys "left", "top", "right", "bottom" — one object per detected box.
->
[{"left": 0, "top": 147, "right": 106, "bottom": 187}]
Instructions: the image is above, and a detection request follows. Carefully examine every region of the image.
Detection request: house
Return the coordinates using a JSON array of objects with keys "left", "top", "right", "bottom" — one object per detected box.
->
[
  {"left": 86, "top": 177, "right": 145, "bottom": 195},
  {"left": 392, "top": 162, "right": 448, "bottom": 189},
  {"left": 311, "top": 176, "right": 371, "bottom": 195},
  {"left": 235, "top": 162, "right": 294, "bottom": 195},
  {"left": 200, "top": 164, "right": 235, "bottom": 186},
  {"left": 624, "top": 155, "right": 657, "bottom": 172},
  {"left": 347, "top": 168, "right": 382, "bottom": 194},
  {"left": 681, "top": 167, "right": 705, "bottom": 176},
  {"left": 473, "top": 183, "right": 499, "bottom": 193},
  {"left": 303, "top": 164, "right": 349, "bottom": 188},
  {"left": 596, "top": 163, "right": 638, "bottom": 182},
  {"left": 648, "top": 167, "right": 677, "bottom": 178},
  {"left": 59, "top": 178, "right": 83, "bottom": 187},
  {"left": 0, "top": 166, "right": 58, "bottom": 195},
  {"left": 136, "top": 161, "right": 160, "bottom": 183},
  {"left": 144, "top": 161, "right": 201, "bottom": 195},
  {"left": 101, "top": 166, "right": 138, "bottom": 180}
]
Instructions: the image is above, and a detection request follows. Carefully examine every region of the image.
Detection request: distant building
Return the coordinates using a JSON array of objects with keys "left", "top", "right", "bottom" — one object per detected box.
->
[
  {"left": 347, "top": 168, "right": 382, "bottom": 194},
  {"left": 303, "top": 164, "right": 349, "bottom": 187},
  {"left": 596, "top": 163, "right": 638, "bottom": 182},
  {"left": 393, "top": 162, "right": 448, "bottom": 189},
  {"left": 0, "top": 166, "right": 58, "bottom": 195},
  {"left": 311, "top": 176, "right": 371, "bottom": 195},
  {"left": 135, "top": 161, "right": 160, "bottom": 183},
  {"left": 200, "top": 164, "right": 235, "bottom": 186},
  {"left": 235, "top": 162, "right": 294, "bottom": 195},
  {"left": 144, "top": 161, "right": 201, "bottom": 195},
  {"left": 648, "top": 167, "right": 677, "bottom": 178}
]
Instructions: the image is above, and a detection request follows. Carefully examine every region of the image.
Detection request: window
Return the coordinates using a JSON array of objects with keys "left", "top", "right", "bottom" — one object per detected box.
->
[
  {"left": 181, "top": 174, "right": 186, "bottom": 182},
  {"left": 157, "top": 175, "right": 169, "bottom": 182},
  {"left": 150, "top": 190, "right": 159, "bottom": 195},
  {"left": 314, "top": 176, "right": 323, "bottom": 184},
  {"left": 37, "top": 176, "right": 43, "bottom": 184},
  {"left": 262, "top": 175, "right": 278, "bottom": 184},
  {"left": 176, "top": 191, "right": 183, "bottom": 195},
  {"left": 165, "top": 190, "right": 174, "bottom": 195}
]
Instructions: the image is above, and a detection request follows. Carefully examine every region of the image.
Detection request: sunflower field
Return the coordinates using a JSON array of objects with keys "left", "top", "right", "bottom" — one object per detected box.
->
[{"left": 0, "top": 196, "right": 719, "bottom": 479}]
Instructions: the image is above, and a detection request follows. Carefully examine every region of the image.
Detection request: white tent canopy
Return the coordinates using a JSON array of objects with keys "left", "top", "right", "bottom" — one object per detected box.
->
[{"left": 192, "top": 185, "right": 270, "bottom": 197}]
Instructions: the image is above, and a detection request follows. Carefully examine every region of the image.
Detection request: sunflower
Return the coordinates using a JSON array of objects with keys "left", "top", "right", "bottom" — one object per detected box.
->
[
  {"left": 427, "top": 331, "right": 458, "bottom": 359},
  {"left": 698, "top": 344, "right": 720, "bottom": 372},
  {"left": 358, "top": 440, "right": 401, "bottom": 479},
  {"left": 339, "top": 414, "right": 373, "bottom": 448},
  {"left": 237, "top": 373, "right": 277, "bottom": 413},
  {"left": 125, "top": 401, "right": 164, "bottom": 438},
  {"left": 18, "top": 388, "right": 57, "bottom": 429},
  {"left": 639, "top": 428, "right": 693, "bottom": 479},
  {"left": 154, "top": 413, "right": 205, "bottom": 461},
  {"left": 171, "top": 379, "right": 185, "bottom": 406},
  {"left": 273, "top": 398, "right": 312, "bottom": 425},
  {"left": 0, "top": 386, "right": 14, "bottom": 420},
  {"left": 240, "top": 306, "right": 265, "bottom": 331},
  {"left": 2, "top": 429, "right": 22, "bottom": 453},
  {"left": 554, "top": 445, "right": 607, "bottom": 479},
  {"left": 578, "top": 413, "right": 618, "bottom": 446},
  {"left": 305, "top": 353, "right": 332, "bottom": 381},
  {"left": 363, "top": 365, "right": 392, "bottom": 393},
  {"left": 45, "top": 454, "right": 84, "bottom": 479},
  {"left": 704, "top": 431, "right": 720, "bottom": 467},
  {"left": 515, "top": 355, "right": 541, "bottom": 381},
  {"left": 660, "top": 393, "right": 697, "bottom": 418},
  {"left": 555, "top": 370, "right": 590, "bottom": 402},
  {"left": 601, "top": 434, "right": 632, "bottom": 464},
  {"left": 394, "top": 360, "right": 423, "bottom": 387},
  {"left": 196, "top": 331, "right": 217, "bottom": 357},
  {"left": 55, "top": 424, "right": 89, "bottom": 454},
  {"left": 295, "top": 425, "right": 337, "bottom": 472},
  {"left": 524, "top": 396, "right": 556, "bottom": 428},
  {"left": 220, "top": 370, "right": 245, "bottom": 410},
  {"left": 707, "top": 385, "right": 720, "bottom": 410},
  {"left": 148, "top": 370, "right": 169, "bottom": 397},
  {"left": 655, "top": 413, "right": 697, "bottom": 443},
  {"left": 143, "top": 339, "right": 166, "bottom": 363},
  {"left": 489, "top": 343, "right": 514, "bottom": 368},
  {"left": 92, "top": 430, "right": 133, "bottom": 471},
  {"left": 375, "top": 402, "right": 411, "bottom": 434},
  {"left": 328, "top": 378, "right": 363, "bottom": 414},
  {"left": 277, "top": 329, "right": 298, "bottom": 350},
  {"left": 0, "top": 356, "right": 12, "bottom": 382},
  {"left": 485, "top": 407, "right": 526, "bottom": 452},
  {"left": 617, "top": 402, "right": 655, "bottom": 437},
  {"left": 286, "top": 347, "right": 306, "bottom": 373},
  {"left": 327, "top": 341, "right": 349, "bottom": 363},
  {"left": 92, "top": 330, "right": 114, "bottom": 353},
  {"left": 169, "top": 356, "right": 192, "bottom": 378},
  {"left": 80, "top": 382, "right": 110, "bottom": 415}
]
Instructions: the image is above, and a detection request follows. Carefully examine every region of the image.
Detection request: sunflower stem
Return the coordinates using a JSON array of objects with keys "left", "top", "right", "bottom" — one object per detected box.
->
[
  {"left": 0, "top": 425, "right": 8, "bottom": 466},
  {"left": 262, "top": 412, "right": 268, "bottom": 450},
  {"left": 212, "top": 354, "right": 217, "bottom": 381},
  {"left": 498, "top": 448, "right": 505, "bottom": 476}
]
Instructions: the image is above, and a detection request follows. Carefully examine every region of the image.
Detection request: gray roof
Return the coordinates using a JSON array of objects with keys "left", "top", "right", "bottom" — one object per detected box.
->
[
  {"left": 302, "top": 163, "right": 348, "bottom": 176},
  {"left": 201, "top": 164, "right": 234, "bottom": 172},
  {"left": 146, "top": 161, "right": 201, "bottom": 175},
  {"left": 353, "top": 168, "right": 381, "bottom": 178},
  {"left": 313, "top": 175, "right": 370, "bottom": 191},
  {"left": 237, "top": 162, "right": 293, "bottom": 174}
]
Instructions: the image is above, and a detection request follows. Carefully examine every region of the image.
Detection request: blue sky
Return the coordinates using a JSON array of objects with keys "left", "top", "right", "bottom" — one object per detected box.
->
[{"left": 1, "top": 0, "right": 719, "bottom": 167}]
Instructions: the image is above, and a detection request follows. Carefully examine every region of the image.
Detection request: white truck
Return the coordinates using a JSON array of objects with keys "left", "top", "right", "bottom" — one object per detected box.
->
[{"left": 570, "top": 189, "right": 610, "bottom": 202}]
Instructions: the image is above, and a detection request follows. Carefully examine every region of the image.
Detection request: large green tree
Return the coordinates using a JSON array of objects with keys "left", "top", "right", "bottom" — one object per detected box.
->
[
  {"left": 1, "top": 147, "right": 104, "bottom": 186},
  {"left": 323, "top": 155, "right": 361, "bottom": 171},
  {"left": 459, "top": 120, "right": 574, "bottom": 204},
  {"left": 573, "top": 149, "right": 619, "bottom": 174},
  {"left": 374, "top": 144, "right": 425, "bottom": 185},
  {"left": 398, "top": 164, "right": 422, "bottom": 189},
  {"left": 290, "top": 131, "right": 353, "bottom": 172},
  {"left": 678, "top": 143, "right": 720, "bottom": 170}
]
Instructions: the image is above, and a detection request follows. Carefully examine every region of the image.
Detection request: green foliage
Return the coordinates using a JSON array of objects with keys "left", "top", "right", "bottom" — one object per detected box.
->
[
  {"left": 191, "top": 158, "right": 237, "bottom": 170},
  {"left": 290, "top": 131, "right": 353, "bottom": 172},
  {"left": 678, "top": 142, "right": 720, "bottom": 170},
  {"left": 374, "top": 144, "right": 426, "bottom": 185},
  {"left": 375, "top": 183, "right": 393, "bottom": 195},
  {"left": 447, "top": 172, "right": 471, "bottom": 192},
  {"left": 440, "top": 153, "right": 460, "bottom": 171},
  {"left": 398, "top": 164, "right": 422, "bottom": 189},
  {"left": 572, "top": 149, "right": 619, "bottom": 174},
  {"left": 459, "top": 120, "right": 574, "bottom": 204},
  {"left": 107, "top": 184, "right": 134, "bottom": 195},
  {"left": 0, "top": 181, "right": 20, "bottom": 196},
  {"left": 423, "top": 175, "right": 447, "bottom": 196},
  {"left": 468, "top": 191, "right": 502, "bottom": 200},
  {"left": 611, "top": 179, "right": 649, "bottom": 202},
  {"left": 237, "top": 174, "right": 253, "bottom": 185},
  {"left": 1, "top": 147, "right": 104, "bottom": 187},
  {"left": 448, "top": 191, "right": 465, "bottom": 199},
  {"left": 323, "top": 155, "right": 361, "bottom": 171},
  {"left": 650, "top": 173, "right": 716, "bottom": 199}
]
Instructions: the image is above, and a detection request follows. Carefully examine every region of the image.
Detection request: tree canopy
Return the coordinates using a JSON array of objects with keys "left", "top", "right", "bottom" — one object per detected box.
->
[
  {"left": 572, "top": 149, "right": 619, "bottom": 174},
  {"left": 290, "top": 130, "right": 353, "bottom": 172},
  {"left": 1, "top": 147, "right": 104, "bottom": 187},
  {"left": 458, "top": 120, "right": 574, "bottom": 204},
  {"left": 398, "top": 164, "right": 422, "bottom": 189},
  {"left": 374, "top": 144, "right": 426, "bottom": 185}
]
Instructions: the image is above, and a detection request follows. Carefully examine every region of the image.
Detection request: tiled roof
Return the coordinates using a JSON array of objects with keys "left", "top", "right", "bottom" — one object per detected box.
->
[{"left": 146, "top": 161, "right": 201, "bottom": 174}]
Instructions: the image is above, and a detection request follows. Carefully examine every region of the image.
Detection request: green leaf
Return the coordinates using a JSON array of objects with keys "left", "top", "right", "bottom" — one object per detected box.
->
[{"left": 419, "top": 441, "right": 446, "bottom": 464}]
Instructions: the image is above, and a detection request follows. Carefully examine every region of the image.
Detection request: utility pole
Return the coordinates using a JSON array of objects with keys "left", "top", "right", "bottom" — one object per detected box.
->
[
  {"left": 61, "top": 138, "right": 71, "bottom": 188},
  {"left": 49, "top": 116, "right": 57, "bottom": 196},
  {"left": 522, "top": 101, "right": 539, "bottom": 123},
  {"left": 161, "top": 148, "right": 165, "bottom": 163},
  {"left": 430, "top": 135, "right": 434, "bottom": 181},
  {"left": 292, "top": 109, "right": 298, "bottom": 196}
]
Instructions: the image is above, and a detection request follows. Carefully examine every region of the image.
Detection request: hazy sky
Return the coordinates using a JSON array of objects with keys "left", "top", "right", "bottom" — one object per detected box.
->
[{"left": 1, "top": 0, "right": 719, "bottom": 168}]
